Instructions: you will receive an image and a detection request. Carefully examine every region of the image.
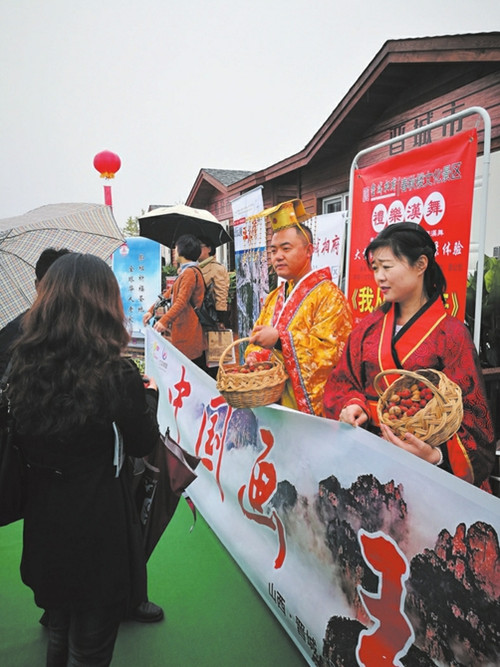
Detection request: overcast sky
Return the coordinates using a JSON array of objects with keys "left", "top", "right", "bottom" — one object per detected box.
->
[{"left": 1, "top": 0, "right": 500, "bottom": 229}]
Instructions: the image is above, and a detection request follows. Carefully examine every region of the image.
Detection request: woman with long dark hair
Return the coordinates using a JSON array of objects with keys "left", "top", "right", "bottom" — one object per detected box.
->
[
  {"left": 8, "top": 253, "right": 160, "bottom": 665},
  {"left": 323, "top": 222, "right": 495, "bottom": 490}
]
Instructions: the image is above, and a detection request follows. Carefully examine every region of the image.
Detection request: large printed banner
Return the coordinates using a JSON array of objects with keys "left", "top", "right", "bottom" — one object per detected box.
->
[
  {"left": 349, "top": 129, "right": 478, "bottom": 325},
  {"left": 112, "top": 236, "right": 161, "bottom": 340},
  {"left": 145, "top": 329, "right": 500, "bottom": 667},
  {"left": 231, "top": 188, "right": 268, "bottom": 339}
]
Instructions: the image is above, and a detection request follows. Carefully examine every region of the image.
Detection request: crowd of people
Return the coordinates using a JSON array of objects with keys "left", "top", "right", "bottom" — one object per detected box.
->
[{"left": 0, "top": 199, "right": 496, "bottom": 664}]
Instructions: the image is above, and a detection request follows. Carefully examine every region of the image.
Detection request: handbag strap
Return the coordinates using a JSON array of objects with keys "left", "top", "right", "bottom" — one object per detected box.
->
[
  {"left": 189, "top": 266, "right": 205, "bottom": 312},
  {"left": 112, "top": 421, "right": 124, "bottom": 478}
]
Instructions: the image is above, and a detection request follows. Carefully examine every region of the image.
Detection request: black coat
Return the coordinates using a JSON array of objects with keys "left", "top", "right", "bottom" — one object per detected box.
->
[
  {"left": 0, "top": 312, "right": 25, "bottom": 377},
  {"left": 15, "top": 359, "right": 160, "bottom": 612}
]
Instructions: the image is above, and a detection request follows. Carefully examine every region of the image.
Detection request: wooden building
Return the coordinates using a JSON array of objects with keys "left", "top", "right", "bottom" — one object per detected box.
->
[
  {"left": 185, "top": 33, "right": 500, "bottom": 455},
  {"left": 186, "top": 33, "right": 500, "bottom": 260}
]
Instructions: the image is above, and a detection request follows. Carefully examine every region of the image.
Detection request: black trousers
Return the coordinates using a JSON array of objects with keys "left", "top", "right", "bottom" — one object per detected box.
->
[
  {"left": 46, "top": 602, "right": 124, "bottom": 666},
  {"left": 191, "top": 353, "right": 208, "bottom": 372}
]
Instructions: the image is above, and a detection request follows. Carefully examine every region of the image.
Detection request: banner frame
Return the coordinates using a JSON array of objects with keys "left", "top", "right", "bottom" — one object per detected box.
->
[{"left": 345, "top": 106, "right": 491, "bottom": 352}]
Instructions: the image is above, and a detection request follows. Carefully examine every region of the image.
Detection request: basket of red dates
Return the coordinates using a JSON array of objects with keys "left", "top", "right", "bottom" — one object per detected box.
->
[
  {"left": 216, "top": 337, "right": 288, "bottom": 409},
  {"left": 374, "top": 368, "right": 463, "bottom": 447}
]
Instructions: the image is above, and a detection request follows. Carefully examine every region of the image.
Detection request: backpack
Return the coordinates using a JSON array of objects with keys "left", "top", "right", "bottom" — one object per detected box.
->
[{"left": 191, "top": 267, "right": 219, "bottom": 330}]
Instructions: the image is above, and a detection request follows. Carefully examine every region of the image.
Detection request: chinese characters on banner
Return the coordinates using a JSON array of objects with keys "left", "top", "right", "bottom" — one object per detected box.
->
[
  {"left": 146, "top": 329, "right": 500, "bottom": 667},
  {"left": 112, "top": 236, "right": 161, "bottom": 339},
  {"left": 309, "top": 211, "right": 347, "bottom": 286},
  {"left": 348, "top": 129, "right": 478, "bottom": 324}
]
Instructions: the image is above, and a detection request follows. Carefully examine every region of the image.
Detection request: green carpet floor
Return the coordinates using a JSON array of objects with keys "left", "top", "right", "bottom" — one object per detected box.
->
[{"left": 0, "top": 500, "right": 306, "bottom": 666}]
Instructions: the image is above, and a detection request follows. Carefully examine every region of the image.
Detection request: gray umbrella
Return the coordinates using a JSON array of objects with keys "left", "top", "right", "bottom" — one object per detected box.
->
[{"left": 0, "top": 202, "right": 124, "bottom": 328}]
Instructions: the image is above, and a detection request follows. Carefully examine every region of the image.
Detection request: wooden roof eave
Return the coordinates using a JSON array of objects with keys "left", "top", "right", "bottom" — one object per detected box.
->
[
  {"left": 186, "top": 169, "right": 229, "bottom": 205},
  {"left": 226, "top": 34, "right": 500, "bottom": 194},
  {"left": 302, "top": 38, "right": 500, "bottom": 159},
  {"left": 222, "top": 48, "right": 421, "bottom": 193},
  {"left": 196, "top": 33, "right": 500, "bottom": 204}
]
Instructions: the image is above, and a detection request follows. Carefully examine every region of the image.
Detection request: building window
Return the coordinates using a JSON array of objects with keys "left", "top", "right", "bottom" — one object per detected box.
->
[{"left": 322, "top": 193, "right": 349, "bottom": 214}]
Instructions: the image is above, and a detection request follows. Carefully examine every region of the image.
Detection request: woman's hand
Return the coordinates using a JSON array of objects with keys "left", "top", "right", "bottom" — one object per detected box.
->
[
  {"left": 153, "top": 320, "right": 168, "bottom": 334},
  {"left": 142, "top": 311, "right": 153, "bottom": 326},
  {"left": 249, "top": 325, "right": 280, "bottom": 349},
  {"left": 339, "top": 404, "right": 369, "bottom": 427},
  {"left": 143, "top": 376, "right": 158, "bottom": 391},
  {"left": 379, "top": 424, "right": 442, "bottom": 464}
]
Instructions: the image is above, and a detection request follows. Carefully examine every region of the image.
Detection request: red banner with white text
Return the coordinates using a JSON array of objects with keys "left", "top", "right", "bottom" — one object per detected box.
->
[{"left": 348, "top": 129, "right": 477, "bottom": 325}]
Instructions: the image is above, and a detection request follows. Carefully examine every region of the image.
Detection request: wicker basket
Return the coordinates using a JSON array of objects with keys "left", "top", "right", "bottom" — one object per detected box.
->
[
  {"left": 216, "top": 337, "right": 288, "bottom": 409},
  {"left": 374, "top": 368, "right": 463, "bottom": 447}
]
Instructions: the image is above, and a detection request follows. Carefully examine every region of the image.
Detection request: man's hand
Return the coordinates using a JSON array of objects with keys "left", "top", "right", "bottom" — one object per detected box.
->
[
  {"left": 339, "top": 404, "right": 369, "bottom": 427},
  {"left": 249, "top": 325, "right": 280, "bottom": 349},
  {"left": 245, "top": 352, "right": 259, "bottom": 369}
]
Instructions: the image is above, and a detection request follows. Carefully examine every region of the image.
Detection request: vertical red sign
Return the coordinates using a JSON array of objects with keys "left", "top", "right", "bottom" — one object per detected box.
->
[{"left": 348, "top": 129, "right": 477, "bottom": 325}]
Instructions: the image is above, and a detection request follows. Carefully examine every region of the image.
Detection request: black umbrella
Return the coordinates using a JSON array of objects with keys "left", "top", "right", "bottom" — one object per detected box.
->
[{"left": 138, "top": 204, "right": 232, "bottom": 249}]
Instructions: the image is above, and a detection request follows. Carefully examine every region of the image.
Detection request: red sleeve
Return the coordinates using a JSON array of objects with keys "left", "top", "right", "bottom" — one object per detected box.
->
[{"left": 438, "top": 319, "right": 495, "bottom": 487}]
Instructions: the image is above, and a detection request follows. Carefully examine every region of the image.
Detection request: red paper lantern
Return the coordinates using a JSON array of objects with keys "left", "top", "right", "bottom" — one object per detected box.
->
[{"left": 93, "top": 150, "right": 121, "bottom": 179}]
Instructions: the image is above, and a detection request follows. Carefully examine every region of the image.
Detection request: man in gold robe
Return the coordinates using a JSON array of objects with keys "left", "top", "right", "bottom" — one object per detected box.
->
[{"left": 246, "top": 200, "right": 353, "bottom": 416}]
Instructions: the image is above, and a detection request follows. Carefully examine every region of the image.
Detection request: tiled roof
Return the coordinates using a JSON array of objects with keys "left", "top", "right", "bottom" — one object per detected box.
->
[{"left": 203, "top": 169, "right": 254, "bottom": 186}]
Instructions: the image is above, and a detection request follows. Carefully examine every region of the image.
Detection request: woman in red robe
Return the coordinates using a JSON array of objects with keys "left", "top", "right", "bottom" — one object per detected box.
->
[{"left": 323, "top": 222, "right": 495, "bottom": 490}]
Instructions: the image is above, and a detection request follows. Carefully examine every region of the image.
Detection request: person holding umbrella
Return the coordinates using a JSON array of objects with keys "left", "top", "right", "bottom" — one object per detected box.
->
[{"left": 150, "top": 234, "right": 207, "bottom": 369}]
